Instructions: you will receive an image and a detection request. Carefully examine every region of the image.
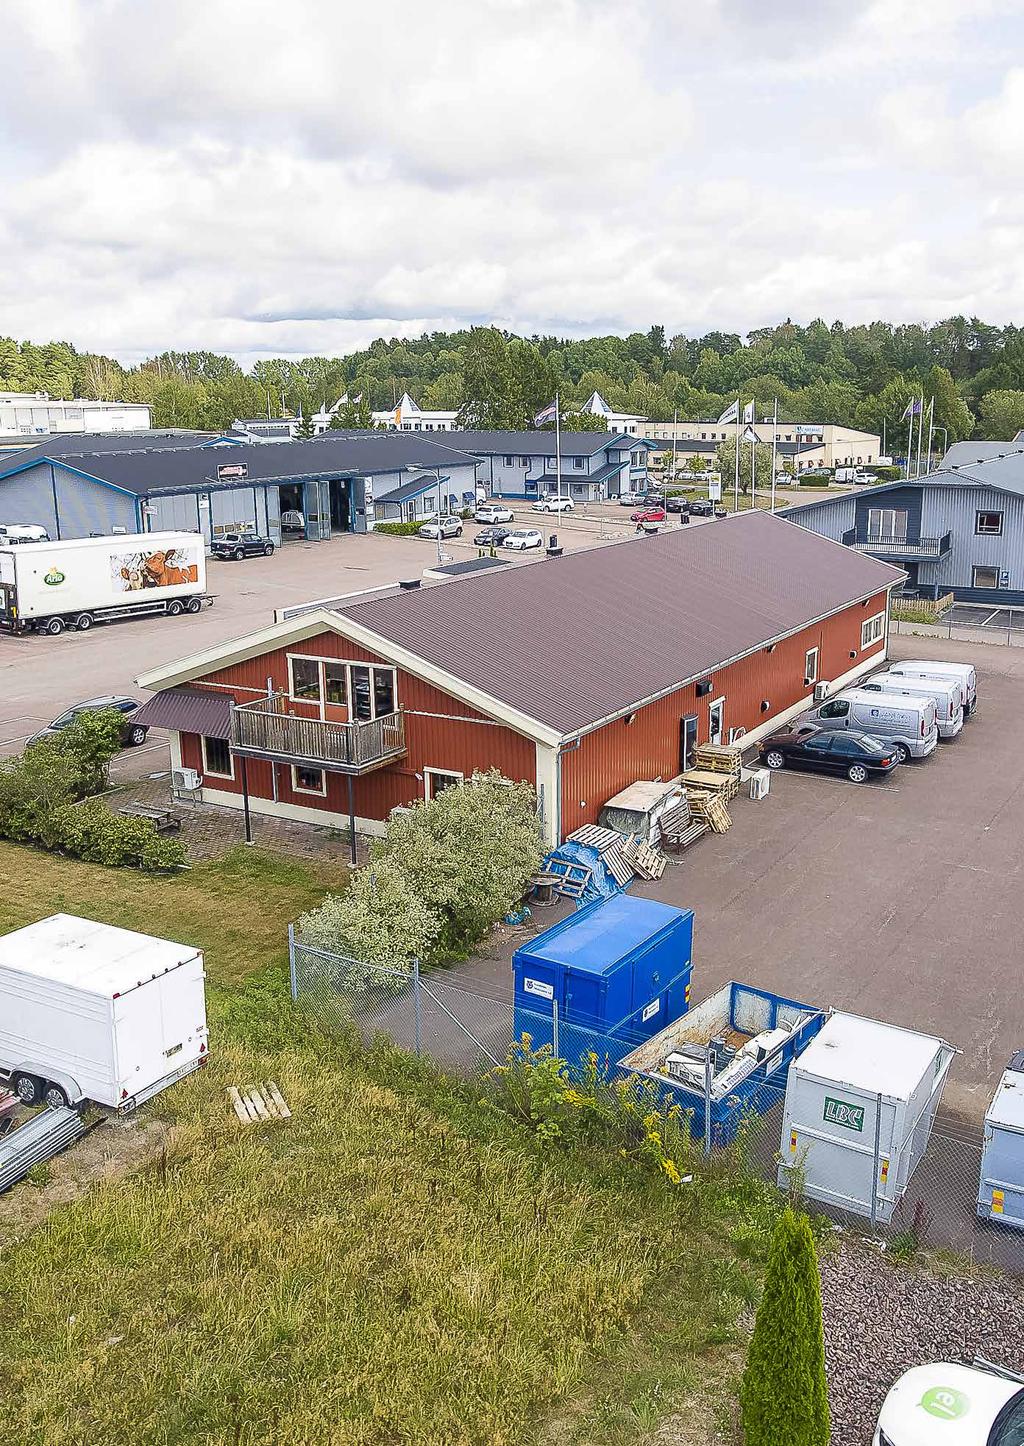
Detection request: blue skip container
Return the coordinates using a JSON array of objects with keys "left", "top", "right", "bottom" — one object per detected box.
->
[{"left": 512, "top": 894, "right": 693, "bottom": 1063}]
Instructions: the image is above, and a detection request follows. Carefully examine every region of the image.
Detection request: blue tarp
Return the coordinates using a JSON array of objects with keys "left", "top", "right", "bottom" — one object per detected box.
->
[{"left": 543, "top": 840, "right": 621, "bottom": 906}]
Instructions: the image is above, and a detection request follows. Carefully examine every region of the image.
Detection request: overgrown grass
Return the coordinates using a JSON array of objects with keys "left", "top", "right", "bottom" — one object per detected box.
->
[{"left": 0, "top": 838, "right": 779, "bottom": 1444}]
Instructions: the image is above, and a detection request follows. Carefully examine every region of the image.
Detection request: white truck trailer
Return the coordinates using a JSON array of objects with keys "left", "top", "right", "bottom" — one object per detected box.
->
[
  {"left": 0, "top": 530, "right": 211, "bottom": 635},
  {"left": 0, "top": 914, "right": 209, "bottom": 1111}
]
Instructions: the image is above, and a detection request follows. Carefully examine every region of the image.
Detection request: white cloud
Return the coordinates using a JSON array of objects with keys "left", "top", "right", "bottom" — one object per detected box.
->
[{"left": 0, "top": 0, "right": 1023, "bottom": 364}]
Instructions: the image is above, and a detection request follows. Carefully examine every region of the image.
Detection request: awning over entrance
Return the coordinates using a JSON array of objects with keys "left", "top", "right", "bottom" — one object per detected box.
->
[{"left": 132, "top": 687, "right": 232, "bottom": 739}]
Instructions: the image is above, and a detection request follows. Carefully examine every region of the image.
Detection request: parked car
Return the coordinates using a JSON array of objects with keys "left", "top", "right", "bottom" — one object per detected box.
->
[
  {"left": 618, "top": 492, "right": 646, "bottom": 506},
  {"left": 532, "top": 496, "right": 574, "bottom": 513},
  {"left": 211, "top": 532, "right": 275, "bottom": 560},
  {"left": 474, "top": 503, "right": 515, "bottom": 524},
  {"left": 688, "top": 499, "right": 714, "bottom": 517},
  {"left": 803, "top": 688, "right": 938, "bottom": 762},
  {"left": 473, "top": 525, "right": 512, "bottom": 547},
  {"left": 887, "top": 659, "right": 978, "bottom": 717},
  {"left": 418, "top": 516, "right": 463, "bottom": 539},
  {"left": 666, "top": 495, "right": 689, "bottom": 513},
  {"left": 26, "top": 695, "right": 149, "bottom": 749},
  {"left": 876, "top": 1359, "right": 1024, "bottom": 1445},
  {"left": 280, "top": 509, "right": 305, "bottom": 533},
  {"left": 503, "top": 529, "right": 544, "bottom": 550},
  {"left": 758, "top": 728, "right": 899, "bottom": 783},
  {"left": 0, "top": 523, "right": 49, "bottom": 544},
  {"left": 632, "top": 506, "right": 667, "bottom": 524}
]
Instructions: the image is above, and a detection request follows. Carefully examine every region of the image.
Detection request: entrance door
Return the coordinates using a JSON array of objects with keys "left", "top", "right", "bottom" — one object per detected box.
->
[
  {"left": 680, "top": 714, "right": 698, "bottom": 772},
  {"left": 708, "top": 698, "right": 725, "bottom": 745}
]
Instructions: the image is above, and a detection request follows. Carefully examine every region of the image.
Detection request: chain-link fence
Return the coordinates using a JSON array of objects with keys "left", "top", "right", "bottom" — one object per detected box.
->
[
  {"left": 890, "top": 600, "right": 1024, "bottom": 648},
  {"left": 290, "top": 929, "right": 1022, "bottom": 1272}
]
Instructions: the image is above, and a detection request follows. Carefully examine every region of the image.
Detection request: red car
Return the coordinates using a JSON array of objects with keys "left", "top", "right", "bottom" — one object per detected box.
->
[{"left": 631, "top": 506, "right": 667, "bottom": 524}]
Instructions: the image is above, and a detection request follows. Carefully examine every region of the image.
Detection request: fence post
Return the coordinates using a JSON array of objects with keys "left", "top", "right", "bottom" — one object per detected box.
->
[
  {"left": 703, "top": 1044, "right": 713, "bottom": 1157},
  {"left": 870, "top": 1090, "right": 883, "bottom": 1228},
  {"left": 1009, "top": 608, "right": 1014, "bottom": 647},
  {"left": 552, "top": 998, "right": 560, "bottom": 1059},
  {"left": 412, "top": 958, "right": 422, "bottom": 1057},
  {"left": 288, "top": 922, "right": 297, "bottom": 1002}
]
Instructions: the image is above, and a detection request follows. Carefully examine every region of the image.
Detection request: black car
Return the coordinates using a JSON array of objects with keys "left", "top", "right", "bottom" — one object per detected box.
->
[
  {"left": 688, "top": 499, "right": 714, "bottom": 516},
  {"left": 758, "top": 728, "right": 899, "bottom": 784},
  {"left": 473, "top": 525, "right": 512, "bottom": 546},
  {"left": 666, "top": 495, "right": 689, "bottom": 513},
  {"left": 211, "top": 532, "right": 275, "bottom": 560},
  {"left": 26, "top": 696, "right": 149, "bottom": 749}
]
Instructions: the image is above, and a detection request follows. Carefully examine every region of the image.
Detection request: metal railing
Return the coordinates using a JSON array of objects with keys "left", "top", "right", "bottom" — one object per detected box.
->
[
  {"left": 231, "top": 694, "right": 405, "bottom": 771},
  {"left": 843, "top": 528, "right": 951, "bottom": 558}
]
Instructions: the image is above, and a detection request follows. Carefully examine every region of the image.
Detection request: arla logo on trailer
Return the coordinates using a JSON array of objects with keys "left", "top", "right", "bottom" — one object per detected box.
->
[
  {"left": 523, "top": 977, "right": 553, "bottom": 1001},
  {"left": 43, "top": 568, "right": 65, "bottom": 587},
  {"left": 823, "top": 1095, "right": 865, "bottom": 1132},
  {"left": 919, "top": 1386, "right": 969, "bottom": 1421}
]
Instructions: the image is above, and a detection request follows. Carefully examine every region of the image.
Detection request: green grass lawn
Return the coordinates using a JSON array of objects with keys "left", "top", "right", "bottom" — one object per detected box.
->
[{"left": 0, "top": 841, "right": 768, "bottom": 1445}]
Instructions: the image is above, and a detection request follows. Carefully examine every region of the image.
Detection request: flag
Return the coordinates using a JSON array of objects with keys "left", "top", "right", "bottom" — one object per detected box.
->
[
  {"left": 742, "top": 401, "right": 755, "bottom": 424},
  {"left": 717, "top": 400, "right": 739, "bottom": 424},
  {"left": 741, "top": 425, "right": 759, "bottom": 445},
  {"left": 534, "top": 400, "right": 559, "bottom": 427},
  {"left": 901, "top": 398, "right": 922, "bottom": 420}
]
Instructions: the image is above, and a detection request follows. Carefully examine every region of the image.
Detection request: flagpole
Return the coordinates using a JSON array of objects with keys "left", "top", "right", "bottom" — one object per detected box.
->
[
  {"left": 925, "top": 397, "right": 935, "bottom": 474},
  {"left": 749, "top": 417, "right": 756, "bottom": 510},
  {"left": 670, "top": 409, "right": 678, "bottom": 489},
  {"left": 733, "top": 393, "right": 740, "bottom": 513},
  {"left": 915, "top": 394, "right": 924, "bottom": 480},
  {"left": 906, "top": 402, "right": 915, "bottom": 481},
  {"left": 555, "top": 390, "right": 562, "bottom": 506},
  {"left": 770, "top": 397, "right": 778, "bottom": 514}
]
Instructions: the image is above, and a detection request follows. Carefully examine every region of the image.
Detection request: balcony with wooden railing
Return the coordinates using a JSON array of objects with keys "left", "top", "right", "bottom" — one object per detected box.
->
[{"left": 230, "top": 694, "right": 406, "bottom": 774}]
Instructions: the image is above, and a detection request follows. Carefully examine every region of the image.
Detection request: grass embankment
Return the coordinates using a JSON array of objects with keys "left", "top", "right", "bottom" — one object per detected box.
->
[{"left": 0, "top": 842, "right": 767, "bottom": 1445}]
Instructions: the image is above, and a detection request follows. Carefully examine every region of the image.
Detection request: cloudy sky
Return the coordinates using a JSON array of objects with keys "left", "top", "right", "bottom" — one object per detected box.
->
[{"left": 1, "top": 0, "right": 1022, "bottom": 365}]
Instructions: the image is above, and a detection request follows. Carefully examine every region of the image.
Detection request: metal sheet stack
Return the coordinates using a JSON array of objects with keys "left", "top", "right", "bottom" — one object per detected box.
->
[{"left": 0, "top": 1106, "right": 87, "bottom": 1195}]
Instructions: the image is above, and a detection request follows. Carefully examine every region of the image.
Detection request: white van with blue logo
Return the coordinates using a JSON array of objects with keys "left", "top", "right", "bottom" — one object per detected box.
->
[{"left": 803, "top": 687, "right": 938, "bottom": 762}]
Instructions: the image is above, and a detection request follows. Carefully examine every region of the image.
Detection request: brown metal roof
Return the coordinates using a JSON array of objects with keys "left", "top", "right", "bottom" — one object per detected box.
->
[
  {"left": 132, "top": 686, "right": 232, "bottom": 739},
  {"left": 336, "top": 512, "right": 903, "bottom": 737}
]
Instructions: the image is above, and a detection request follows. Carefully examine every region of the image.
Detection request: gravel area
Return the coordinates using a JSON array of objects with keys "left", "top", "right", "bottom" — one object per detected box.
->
[{"left": 821, "top": 1237, "right": 1024, "bottom": 1445}]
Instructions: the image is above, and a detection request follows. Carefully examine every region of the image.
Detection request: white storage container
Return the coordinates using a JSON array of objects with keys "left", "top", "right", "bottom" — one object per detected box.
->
[
  {"left": 778, "top": 1011, "right": 955, "bottom": 1222},
  {"left": 0, "top": 914, "right": 209, "bottom": 1111}
]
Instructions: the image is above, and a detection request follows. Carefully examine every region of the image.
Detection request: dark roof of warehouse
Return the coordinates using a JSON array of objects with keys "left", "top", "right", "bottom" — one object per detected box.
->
[
  {"left": 330, "top": 511, "right": 902, "bottom": 735},
  {"left": 0, "top": 430, "right": 220, "bottom": 469},
  {"left": 0, "top": 431, "right": 482, "bottom": 495},
  {"left": 428, "top": 430, "right": 643, "bottom": 458}
]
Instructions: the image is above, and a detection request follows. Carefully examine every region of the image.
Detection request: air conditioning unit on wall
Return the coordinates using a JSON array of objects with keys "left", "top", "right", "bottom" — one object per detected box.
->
[
  {"left": 172, "top": 768, "right": 202, "bottom": 795},
  {"left": 813, "top": 682, "right": 831, "bottom": 702}
]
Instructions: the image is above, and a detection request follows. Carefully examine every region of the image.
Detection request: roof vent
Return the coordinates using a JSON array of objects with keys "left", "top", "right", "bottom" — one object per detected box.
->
[{"left": 398, "top": 578, "right": 421, "bottom": 590}]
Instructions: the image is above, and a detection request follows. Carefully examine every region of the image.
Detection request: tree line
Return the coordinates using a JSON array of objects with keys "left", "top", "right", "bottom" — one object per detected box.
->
[{"left": 5, "top": 317, "right": 1024, "bottom": 447}]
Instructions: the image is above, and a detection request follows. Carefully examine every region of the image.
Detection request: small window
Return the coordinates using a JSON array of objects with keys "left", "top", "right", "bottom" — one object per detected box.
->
[
  {"left": 503, "top": 455, "right": 514, "bottom": 466},
  {"left": 861, "top": 613, "right": 885, "bottom": 648},
  {"left": 520, "top": 456, "right": 529, "bottom": 467},
  {"left": 804, "top": 647, "right": 819, "bottom": 685},
  {"left": 425, "top": 768, "right": 463, "bottom": 800},
  {"left": 202, "top": 734, "right": 232, "bottom": 778},
  {"left": 292, "top": 765, "right": 326, "bottom": 795},
  {"left": 973, "top": 565, "right": 1000, "bottom": 589},
  {"left": 573, "top": 456, "right": 585, "bottom": 469},
  {"left": 289, "top": 657, "right": 321, "bottom": 702},
  {"left": 976, "top": 511, "right": 1003, "bottom": 535}
]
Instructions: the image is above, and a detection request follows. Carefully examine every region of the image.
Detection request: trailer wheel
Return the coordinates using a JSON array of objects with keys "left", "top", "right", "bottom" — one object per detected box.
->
[
  {"left": 75, "top": 613, "right": 93, "bottom": 632},
  {"left": 12, "top": 1072, "right": 41, "bottom": 1105},
  {"left": 43, "top": 1083, "right": 68, "bottom": 1109},
  {"left": 44, "top": 617, "right": 65, "bottom": 636},
  {"left": 186, "top": 597, "right": 202, "bottom": 613},
  {"left": 167, "top": 599, "right": 184, "bottom": 617}
]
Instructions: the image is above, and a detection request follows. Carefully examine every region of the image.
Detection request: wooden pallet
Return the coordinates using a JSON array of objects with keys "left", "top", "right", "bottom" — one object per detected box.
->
[
  {"left": 567, "top": 824, "right": 627, "bottom": 854},
  {"left": 681, "top": 768, "right": 739, "bottom": 801},
  {"left": 228, "top": 1081, "right": 292, "bottom": 1124},
  {"left": 686, "top": 791, "right": 732, "bottom": 833},
  {"left": 694, "top": 743, "right": 745, "bottom": 773},
  {"left": 546, "top": 857, "right": 593, "bottom": 898},
  {"left": 622, "top": 837, "right": 667, "bottom": 880}
]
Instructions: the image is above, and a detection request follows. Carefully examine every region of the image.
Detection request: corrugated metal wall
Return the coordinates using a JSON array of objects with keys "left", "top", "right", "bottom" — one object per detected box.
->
[
  {"left": 0, "top": 463, "right": 136, "bottom": 540},
  {"left": 560, "top": 591, "right": 889, "bottom": 836},
  {"left": 0, "top": 463, "right": 59, "bottom": 536}
]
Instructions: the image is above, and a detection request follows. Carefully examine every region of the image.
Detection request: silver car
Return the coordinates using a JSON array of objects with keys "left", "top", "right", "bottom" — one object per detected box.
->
[{"left": 418, "top": 515, "right": 463, "bottom": 539}]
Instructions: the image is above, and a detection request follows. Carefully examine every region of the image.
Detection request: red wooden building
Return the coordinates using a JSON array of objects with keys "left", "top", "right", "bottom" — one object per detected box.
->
[{"left": 135, "top": 512, "right": 903, "bottom": 851}]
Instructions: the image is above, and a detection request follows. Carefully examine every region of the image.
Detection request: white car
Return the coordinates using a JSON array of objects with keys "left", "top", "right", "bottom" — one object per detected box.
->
[
  {"left": 875, "top": 1360, "right": 1024, "bottom": 1445},
  {"left": 0, "top": 523, "right": 49, "bottom": 543},
  {"left": 475, "top": 504, "right": 515, "bottom": 524},
  {"left": 503, "top": 529, "right": 544, "bottom": 551},
  {"left": 280, "top": 509, "right": 305, "bottom": 533},
  {"left": 618, "top": 492, "right": 646, "bottom": 507},
  {"left": 532, "top": 496, "right": 574, "bottom": 513},
  {"left": 418, "top": 515, "right": 463, "bottom": 539}
]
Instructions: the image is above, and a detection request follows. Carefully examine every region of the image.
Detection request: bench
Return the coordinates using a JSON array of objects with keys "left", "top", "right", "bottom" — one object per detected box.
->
[{"left": 117, "top": 803, "right": 182, "bottom": 834}]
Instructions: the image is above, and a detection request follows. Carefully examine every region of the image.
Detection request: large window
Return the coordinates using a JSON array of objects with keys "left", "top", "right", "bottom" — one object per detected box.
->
[
  {"left": 289, "top": 657, "right": 321, "bottom": 701},
  {"left": 861, "top": 612, "right": 885, "bottom": 648},
  {"left": 866, "top": 508, "right": 908, "bottom": 541},
  {"left": 287, "top": 655, "right": 398, "bottom": 717},
  {"left": 973, "top": 565, "right": 1001, "bottom": 589},
  {"left": 425, "top": 767, "right": 463, "bottom": 800},
  {"left": 976, "top": 510, "right": 1003, "bottom": 535},
  {"left": 202, "top": 735, "right": 232, "bottom": 778}
]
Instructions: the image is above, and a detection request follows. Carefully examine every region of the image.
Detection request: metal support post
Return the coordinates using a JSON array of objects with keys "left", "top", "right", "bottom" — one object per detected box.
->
[
  {"left": 704, "top": 1044, "right": 713, "bottom": 1156},
  {"left": 240, "top": 754, "right": 253, "bottom": 845},
  {"left": 551, "top": 998, "right": 560, "bottom": 1059},
  {"left": 412, "top": 959, "right": 422, "bottom": 1056},
  {"left": 288, "top": 922, "right": 297, "bottom": 1001},
  {"left": 346, "top": 773, "right": 357, "bottom": 867},
  {"left": 870, "top": 1090, "right": 883, "bottom": 1227}
]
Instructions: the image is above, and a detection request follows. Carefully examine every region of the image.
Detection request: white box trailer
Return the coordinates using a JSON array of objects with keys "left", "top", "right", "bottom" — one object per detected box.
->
[
  {"left": 0, "top": 914, "right": 209, "bottom": 1111},
  {"left": 0, "top": 531, "right": 210, "bottom": 635},
  {"left": 778, "top": 1011, "right": 955, "bottom": 1223}
]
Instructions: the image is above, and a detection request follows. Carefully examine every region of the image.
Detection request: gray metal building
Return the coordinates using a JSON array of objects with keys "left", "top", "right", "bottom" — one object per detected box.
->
[
  {"left": 437, "top": 430, "right": 652, "bottom": 501},
  {"left": 786, "top": 451, "right": 1024, "bottom": 604}
]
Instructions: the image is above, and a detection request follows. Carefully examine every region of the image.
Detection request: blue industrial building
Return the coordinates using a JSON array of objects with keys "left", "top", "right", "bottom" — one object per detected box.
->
[
  {"left": 785, "top": 448, "right": 1024, "bottom": 604},
  {"left": 444, "top": 430, "right": 653, "bottom": 502}
]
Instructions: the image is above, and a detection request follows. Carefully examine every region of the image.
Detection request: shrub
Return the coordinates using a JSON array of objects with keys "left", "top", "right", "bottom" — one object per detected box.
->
[
  {"left": 740, "top": 1207, "right": 830, "bottom": 1446},
  {"left": 55, "top": 708, "right": 126, "bottom": 795},
  {"left": 866, "top": 465, "right": 901, "bottom": 482},
  {"left": 37, "top": 800, "right": 186, "bottom": 871},
  {"left": 300, "top": 857, "right": 440, "bottom": 979},
  {"left": 797, "top": 477, "right": 832, "bottom": 488},
  {"left": 372, "top": 521, "right": 424, "bottom": 536}
]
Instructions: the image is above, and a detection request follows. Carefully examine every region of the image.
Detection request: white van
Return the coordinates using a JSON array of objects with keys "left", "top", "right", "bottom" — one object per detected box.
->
[
  {"left": 803, "top": 688, "right": 938, "bottom": 761},
  {"left": 887, "top": 659, "right": 978, "bottom": 718},
  {"left": 863, "top": 671, "right": 963, "bottom": 740}
]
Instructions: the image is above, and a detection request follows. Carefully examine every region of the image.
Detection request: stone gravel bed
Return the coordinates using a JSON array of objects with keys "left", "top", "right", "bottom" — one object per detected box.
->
[{"left": 821, "top": 1236, "right": 1024, "bottom": 1444}]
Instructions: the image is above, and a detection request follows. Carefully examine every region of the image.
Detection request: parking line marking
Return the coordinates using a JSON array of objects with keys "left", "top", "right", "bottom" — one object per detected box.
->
[{"left": 981, "top": 609, "right": 1002, "bottom": 626}]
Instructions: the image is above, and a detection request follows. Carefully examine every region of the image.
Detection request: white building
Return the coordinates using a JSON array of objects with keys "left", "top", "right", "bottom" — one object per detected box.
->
[
  {"left": 368, "top": 392, "right": 458, "bottom": 432},
  {"left": 0, "top": 392, "right": 151, "bottom": 444},
  {"left": 642, "top": 418, "right": 882, "bottom": 470},
  {"left": 581, "top": 390, "right": 646, "bottom": 436}
]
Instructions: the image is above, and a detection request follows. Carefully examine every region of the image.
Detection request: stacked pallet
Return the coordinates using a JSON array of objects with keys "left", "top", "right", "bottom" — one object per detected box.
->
[
  {"left": 694, "top": 742, "right": 745, "bottom": 774},
  {"left": 658, "top": 801, "right": 709, "bottom": 852},
  {"left": 565, "top": 824, "right": 635, "bottom": 887},
  {"left": 680, "top": 767, "right": 740, "bottom": 802},
  {"left": 621, "top": 837, "right": 667, "bottom": 879},
  {"left": 686, "top": 790, "right": 732, "bottom": 833}
]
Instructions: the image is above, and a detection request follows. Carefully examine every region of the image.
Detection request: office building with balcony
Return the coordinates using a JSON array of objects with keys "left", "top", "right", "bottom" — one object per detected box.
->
[
  {"left": 442, "top": 430, "right": 652, "bottom": 501},
  {"left": 785, "top": 451, "right": 1024, "bottom": 603}
]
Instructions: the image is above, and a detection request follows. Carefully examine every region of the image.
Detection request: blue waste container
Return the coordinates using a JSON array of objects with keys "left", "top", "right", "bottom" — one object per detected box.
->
[
  {"left": 978, "top": 1052, "right": 1024, "bottom": 1228},
  {"left": 512, "top": 894, "right": 693, "bottom": 1064}
]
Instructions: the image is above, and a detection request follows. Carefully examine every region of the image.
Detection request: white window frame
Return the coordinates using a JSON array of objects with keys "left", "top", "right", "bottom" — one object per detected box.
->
[
  {"left": 287, "top": 653, "right": 324, "bottom": 706},
  {"left": 707, "top": 696, "right": 726, "bottom": 746},
  {"left": 972, "top": 564, "right": 1000, "bottom": 590},
  {"left": 975, "top": 511, "right": 1003, "bottom": 536},
  {"left": 291, "top": 764, "right": 327, "bottom": 797},
  {"left": 201, "top": 733, "right": 234, "bottom": 780},
  {"left": 286, "top": 654, "right": 398, "bottom": 720},
  {"left": 860, "top": 612, "right": 885, "bottom": 649},
  {"left": 804, "top": 647, "right": 819, "bottom": 686},
  {"left": 424, "top": 766, "right": 464, "bottom": 801}
]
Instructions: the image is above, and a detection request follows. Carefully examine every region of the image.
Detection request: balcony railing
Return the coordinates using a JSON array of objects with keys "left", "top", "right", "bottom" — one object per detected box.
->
[
  {"left": 230, "top": 694, "right": 406, "bottom": 774},
  {"left": 842, "top": 529, "right": 951, "bottom": 559}
]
